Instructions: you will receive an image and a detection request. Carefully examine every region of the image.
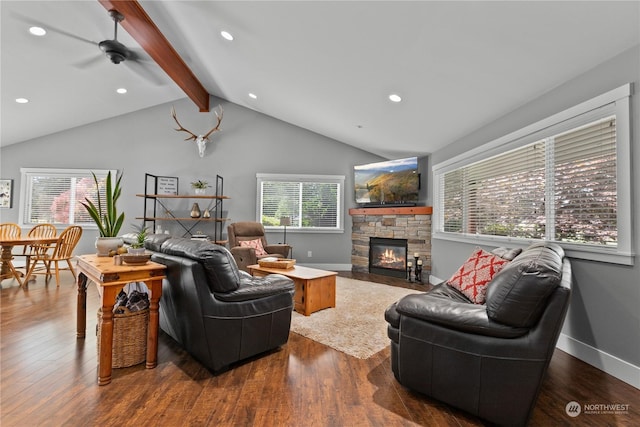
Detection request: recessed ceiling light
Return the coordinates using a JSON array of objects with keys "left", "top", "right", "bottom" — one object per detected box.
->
[
  {"left": 29, "top": 26, "right": 46, "bottom": 36},
  {"left": 15, "top": 98, "right": 29, "bottom": 104},
  {"left": 116, "top": 88, "right": 127, "bottom": 94},
  {"left": 248, "top": 93, "right": 257, "bottom": 99},
  {"left": 221, "top": 31, "right": 234, "bottom": 41},
  {"left": 389, "top": 94, "right": 402, "bottom": 103}
]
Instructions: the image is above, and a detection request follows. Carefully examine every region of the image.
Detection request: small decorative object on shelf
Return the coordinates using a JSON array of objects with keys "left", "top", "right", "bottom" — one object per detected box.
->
[
  {"left": 191, "top": 179, "right": 210, "bottom": 195},
  {"left": 203, "top": 208, "right": 211, "bottom": 218},
  {"left": 407, "top": 261, "right": 413, "bottom": 282},
  {"left": 190, "top": 203, "right": 201, "bottom": 218}
]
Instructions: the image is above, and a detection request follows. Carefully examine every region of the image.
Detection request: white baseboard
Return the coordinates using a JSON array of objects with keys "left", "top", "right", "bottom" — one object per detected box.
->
[{"left": 556, "top": 333, "right": 640, "bottom": 390}]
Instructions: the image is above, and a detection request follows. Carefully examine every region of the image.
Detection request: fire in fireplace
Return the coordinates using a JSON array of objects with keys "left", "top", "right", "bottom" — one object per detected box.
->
[{"left": 369, "top": 237, "right": 408, "bottom": 278}]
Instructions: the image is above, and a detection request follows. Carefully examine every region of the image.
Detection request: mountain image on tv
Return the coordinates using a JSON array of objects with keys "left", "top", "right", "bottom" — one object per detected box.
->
[{"left": 354, "top": 157, "right": 419, "bottom": 204}]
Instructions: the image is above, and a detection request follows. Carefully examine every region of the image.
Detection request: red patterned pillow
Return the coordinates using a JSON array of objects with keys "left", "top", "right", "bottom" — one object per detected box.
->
[
  {"left": 239, "top": 238, "right": 267, "bottom": 256},
  {"left": 447, "top": 247, "right": 510, "bottom": 304}
]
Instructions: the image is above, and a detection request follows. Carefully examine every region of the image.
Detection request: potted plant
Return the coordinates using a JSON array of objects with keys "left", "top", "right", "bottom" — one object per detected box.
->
[
  {"left": 80, "top": 170, "right": 125, "bottom": 256},
  {"left": 191, "top": 179, "right": 210, "bottom": 195},
  {"left": 128, "top": 223, "right": 148, "bottom": 255}
]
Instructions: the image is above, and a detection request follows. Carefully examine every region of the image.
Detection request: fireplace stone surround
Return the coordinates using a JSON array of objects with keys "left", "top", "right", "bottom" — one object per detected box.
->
[{"left": 349, "top": 206, "right": 432, "bottom": 277}]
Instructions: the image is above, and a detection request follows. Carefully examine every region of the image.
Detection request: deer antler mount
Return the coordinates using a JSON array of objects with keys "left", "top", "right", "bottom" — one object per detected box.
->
[{"left": 171, "top": 105, "right": 223, "bottom": 158}]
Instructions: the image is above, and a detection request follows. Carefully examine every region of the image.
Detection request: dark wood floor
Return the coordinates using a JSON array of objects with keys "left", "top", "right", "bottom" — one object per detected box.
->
[{"left": 1, "top": 270, "right": 638, "bottom": 426}]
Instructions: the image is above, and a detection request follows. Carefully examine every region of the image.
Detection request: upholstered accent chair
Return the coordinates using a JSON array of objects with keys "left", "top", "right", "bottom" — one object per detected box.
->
[
  {"left": 227, "top": 221, "right": 291, "bottom": 272},
  {"left": 385, "top": 242, "right": 572, "bottom": 427}
]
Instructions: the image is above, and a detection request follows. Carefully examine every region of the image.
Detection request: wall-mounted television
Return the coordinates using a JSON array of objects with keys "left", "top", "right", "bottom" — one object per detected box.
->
[{"left": 354, "top": 156, "right": 420, "bottom": 207}]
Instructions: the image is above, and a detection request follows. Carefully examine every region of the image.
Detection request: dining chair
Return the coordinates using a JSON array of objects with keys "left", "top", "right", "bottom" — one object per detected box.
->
[
  {"left": 20, "top": 224, "right": 57, "bottom": 278},
  {"left": 0, "top": 223, "right": 21, "bottom": 239},
  {"left": 24, "top": 225, "right": 82, "bottom": 286},
  {"left": 0, "top": 223, "right": 23, "bottom": 284}
]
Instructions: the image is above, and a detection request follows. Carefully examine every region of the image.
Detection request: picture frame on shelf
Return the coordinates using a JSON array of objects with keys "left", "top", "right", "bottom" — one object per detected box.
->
[
  {"left": 156, "top": 176, "right": 179, "bottom": 195},
  {"left": 0, "top": 179, "right": 13, "bottom": 208}
]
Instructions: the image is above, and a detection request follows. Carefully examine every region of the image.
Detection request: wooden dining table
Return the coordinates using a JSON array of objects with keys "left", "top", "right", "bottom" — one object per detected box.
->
[{"left": 0, "top": 236, "right": 59, "bottom": 286}]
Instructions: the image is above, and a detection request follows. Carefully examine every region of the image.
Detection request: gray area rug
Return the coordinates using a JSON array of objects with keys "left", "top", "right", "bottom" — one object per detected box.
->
[{"left": 290, "top": 277, "right": 422, "bottom": 359}]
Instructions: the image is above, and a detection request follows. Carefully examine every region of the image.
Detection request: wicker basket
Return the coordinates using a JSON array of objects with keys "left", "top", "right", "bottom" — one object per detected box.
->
[
  {"left": 258, "top": 258, "right": 296, "bottom": 269},
  {"left": 97, "top": 307, "right": 149, "bottom": 368}
]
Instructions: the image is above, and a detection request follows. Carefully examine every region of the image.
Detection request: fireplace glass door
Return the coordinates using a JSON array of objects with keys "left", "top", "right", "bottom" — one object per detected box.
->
[{"left": 369, "top": 237, "right": 407, "bottom": 278}]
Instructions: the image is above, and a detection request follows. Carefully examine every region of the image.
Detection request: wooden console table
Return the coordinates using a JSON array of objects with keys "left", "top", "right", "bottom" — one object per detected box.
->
[
  {"left": 248, "top": 264, "right": 337, "bottom": 316},
  {"left": 75, "top": 254, "right": 166, "bottom": 386}
]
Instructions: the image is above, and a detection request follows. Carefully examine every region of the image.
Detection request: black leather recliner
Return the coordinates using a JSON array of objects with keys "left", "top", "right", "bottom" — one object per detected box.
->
[
  {"left": 385, "top": 242, "right": 572, "bottom": 427},
  {"left": 146, "top": 235, "right": 295, "bottom": 373}
]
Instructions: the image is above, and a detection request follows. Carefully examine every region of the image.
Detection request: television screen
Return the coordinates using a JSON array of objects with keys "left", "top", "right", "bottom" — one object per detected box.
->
[{"left": 354, "top": 157, "right": 419, "bottom": 206}]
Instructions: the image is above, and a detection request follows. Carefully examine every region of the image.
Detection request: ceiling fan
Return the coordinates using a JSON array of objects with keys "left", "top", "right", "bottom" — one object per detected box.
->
[
  {"left": 15, "top": 0, "right": 209, "bottom": 110},
  {"left": 97, "top": 9, "right": 131, "bottom": 64}
]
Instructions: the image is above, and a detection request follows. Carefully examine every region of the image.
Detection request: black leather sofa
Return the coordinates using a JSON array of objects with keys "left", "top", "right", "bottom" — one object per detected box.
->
[
  {"left": 385, "top": 242, "right": 572, "bottom": 426},
  {"left": 143, "top": 234, "right": 295, "bottom": 373}
]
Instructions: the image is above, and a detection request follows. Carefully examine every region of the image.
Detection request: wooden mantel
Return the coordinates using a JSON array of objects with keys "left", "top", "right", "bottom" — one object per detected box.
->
[{"left": 348, "top": 206, "right": 432, "bottom": 216}]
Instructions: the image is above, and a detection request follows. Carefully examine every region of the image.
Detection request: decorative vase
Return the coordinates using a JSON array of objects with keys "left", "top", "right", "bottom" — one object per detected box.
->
[
  {"left": 194, "top": 188, "right": 205, "bottom": 195},
  {"left": 190, "top": 203, "right": 201, "bottom": 218},
  {"left": 203, "top": 208, "right": 210, "bottom": 218},
  {"left": 95, "top": 237, "right": 124, "bottom": 257}
]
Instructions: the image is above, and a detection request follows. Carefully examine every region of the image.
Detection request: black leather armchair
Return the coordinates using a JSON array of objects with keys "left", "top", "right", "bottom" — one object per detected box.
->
[
  {"left": 148, "top": 236, "right": 295, "bottom": 373},
  {"left": 385, "top": 242, "right": 572, "bottom": 426}
]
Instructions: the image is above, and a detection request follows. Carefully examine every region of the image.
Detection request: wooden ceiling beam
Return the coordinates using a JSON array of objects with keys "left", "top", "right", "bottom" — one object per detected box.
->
[{"left": 97, "top": 0, "right": 210, "bottom": 112}]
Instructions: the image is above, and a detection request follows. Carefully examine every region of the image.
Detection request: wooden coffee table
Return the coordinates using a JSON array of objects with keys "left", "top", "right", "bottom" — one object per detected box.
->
[{"left": 248, "top": 264, "right": 337, "bottom": 316}]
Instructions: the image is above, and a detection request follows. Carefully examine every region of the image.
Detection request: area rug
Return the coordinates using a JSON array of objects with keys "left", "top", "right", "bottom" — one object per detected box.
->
[{"left": 290, "top": 277, "right": 422, "bottom": 359}]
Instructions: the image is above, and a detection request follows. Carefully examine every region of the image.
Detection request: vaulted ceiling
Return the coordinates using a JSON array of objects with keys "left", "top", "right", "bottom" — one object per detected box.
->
[{"left": 2, "top": 1, "right": 639, "bottom": 158}]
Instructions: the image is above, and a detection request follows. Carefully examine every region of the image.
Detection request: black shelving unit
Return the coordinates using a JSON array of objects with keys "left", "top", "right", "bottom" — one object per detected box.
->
[{"left": 136, "top": 173, "right": 229, "bottom": 244}]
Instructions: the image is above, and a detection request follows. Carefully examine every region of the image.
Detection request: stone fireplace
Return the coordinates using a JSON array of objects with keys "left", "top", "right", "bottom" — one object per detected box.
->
[{"left": 349, "top": 206, "right": 432, "bottom": 277}]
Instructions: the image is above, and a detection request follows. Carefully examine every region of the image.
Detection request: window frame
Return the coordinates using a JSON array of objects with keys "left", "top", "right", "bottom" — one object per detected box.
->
[
  {"left": 256, "top": 173, "right": 345, "bottom": 234},
  {"left": 19, "top": 168, "right": 116, "bottom": 229},
  {"left": 432, "top": 84, "right": 633, "bottom": 265}
]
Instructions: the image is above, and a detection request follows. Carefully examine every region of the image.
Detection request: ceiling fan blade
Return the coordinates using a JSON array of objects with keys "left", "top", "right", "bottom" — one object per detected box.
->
[
  {"left": 73, "top": 55, "right": 104, "bottom": 69},
  {"left": 98, "top": 0, "right": 210, "bottom": 111},
  {"left": 125, "top": 59, "right": 167, "bottom": 86},
  {"left": 12, "top": 12, "right": 98, "bottom": 47}
]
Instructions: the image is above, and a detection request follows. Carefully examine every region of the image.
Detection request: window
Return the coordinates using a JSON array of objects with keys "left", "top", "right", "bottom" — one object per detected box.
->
[
  {"left": 433, "top": 84, "right": 632, "bottom": 265},
  {"left": 19, "top": 168, "right": 115, "bottom": 228},
  {"left": 256, "top": 174, "right": 345, "bottom": 233}
]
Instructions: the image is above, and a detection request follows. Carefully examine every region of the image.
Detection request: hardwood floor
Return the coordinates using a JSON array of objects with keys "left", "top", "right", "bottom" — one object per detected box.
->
[{"left": 1, "top": 270, "right": 638, "bottom": 426}]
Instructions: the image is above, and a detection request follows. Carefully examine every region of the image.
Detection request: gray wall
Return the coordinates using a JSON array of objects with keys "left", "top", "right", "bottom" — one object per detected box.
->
[
  {"left": 0, "top": 97, "right": 384, "bottom": 267},
  {"left": 430, "top": 45, "right": 640, "bottom": 385}
]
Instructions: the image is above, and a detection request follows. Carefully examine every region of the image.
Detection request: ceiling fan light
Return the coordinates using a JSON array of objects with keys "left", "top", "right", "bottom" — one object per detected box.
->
[
  {"left": 249, "top": 93, "right": 257, "bottom": 99},
  {"left": 107, "top": 52, "right": 126, "bottom": 64},
  {"left": 29, "top": 26, "right": 46, "bottom": 36},
  {"left": 116, "top": 88, "right": 127, "bottom": 94},
  {"left": 221, "top": 30, "right": 234, "bottom": 41},
  {"left": 389, "top": 94, "right": 402, "bottom": 103}
]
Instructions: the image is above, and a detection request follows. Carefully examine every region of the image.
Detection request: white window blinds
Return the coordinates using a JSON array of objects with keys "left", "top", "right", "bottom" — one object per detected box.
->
[
  {"left": 440, "top": 115, "right": 618, "bottom": 247},
  {"left": 257, "top": 174, "right": 344, "bottom": 232},
  {"left": 554, "top": 117, "right": 617, "bottom": 245},
  {"left": 20, "top": 168, "right": 113, "bottom": 227}
]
